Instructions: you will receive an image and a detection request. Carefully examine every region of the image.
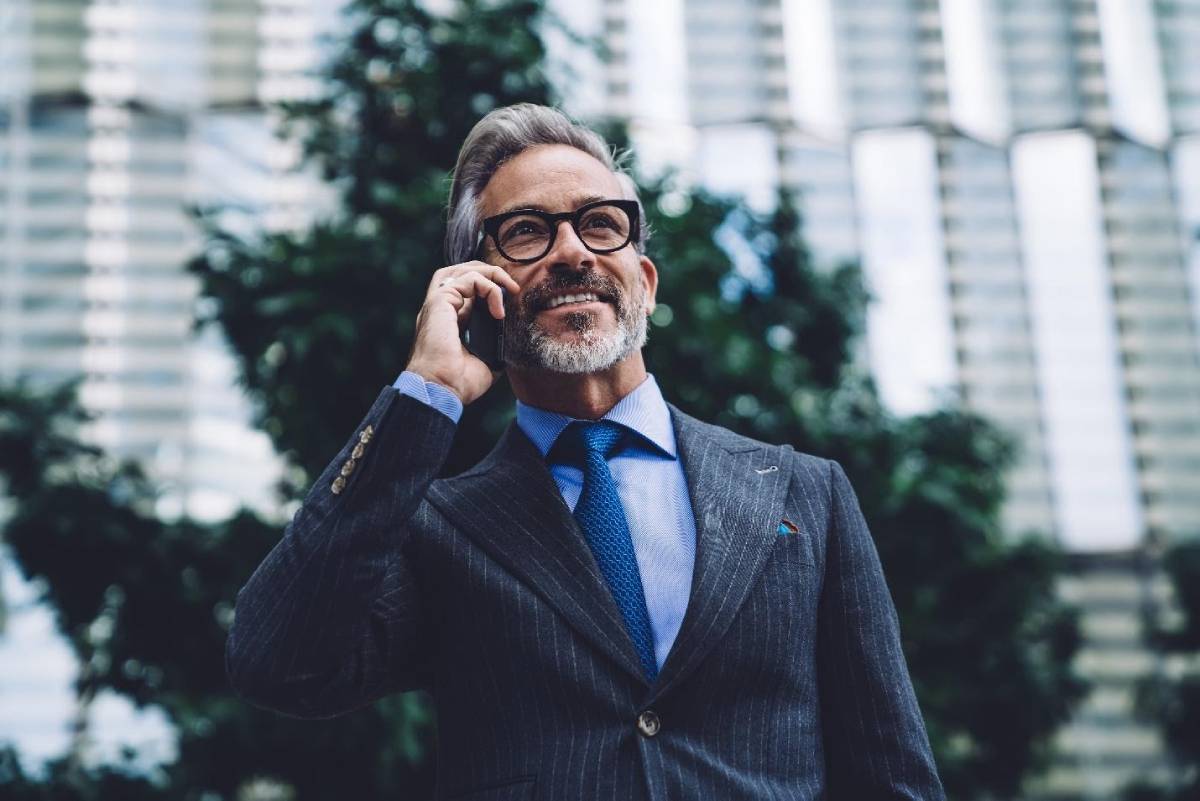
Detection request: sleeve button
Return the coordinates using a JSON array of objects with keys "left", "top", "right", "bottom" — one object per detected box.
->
[{"left": 331, "top": 476, "right": 346, "bottom": 494}]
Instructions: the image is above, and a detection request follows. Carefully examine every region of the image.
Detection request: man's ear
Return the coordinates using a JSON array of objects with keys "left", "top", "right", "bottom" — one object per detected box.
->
[{"left": 639, "top": 254, "right": 659, "bottom": 315}]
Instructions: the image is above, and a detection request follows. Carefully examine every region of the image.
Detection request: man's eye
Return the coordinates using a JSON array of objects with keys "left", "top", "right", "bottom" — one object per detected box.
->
[
  {"left": 503, "top": 220, "right": 546, "bottom": 240},
  {"left": 583, "top": 214, "right": 618, "bottom": 229}
]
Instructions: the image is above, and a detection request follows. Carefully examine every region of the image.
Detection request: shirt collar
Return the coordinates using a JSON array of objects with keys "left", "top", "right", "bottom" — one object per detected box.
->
[{"left": 516, "top": 373, "right": 677, "bottom": 460}]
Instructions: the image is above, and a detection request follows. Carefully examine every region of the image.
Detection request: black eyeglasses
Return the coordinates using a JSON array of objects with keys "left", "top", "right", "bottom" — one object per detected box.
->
[{"left": 480, "top": 199, "right": 640, "bottom": 264}]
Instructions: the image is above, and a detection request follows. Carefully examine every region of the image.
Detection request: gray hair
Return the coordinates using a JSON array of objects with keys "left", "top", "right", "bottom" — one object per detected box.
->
[{"left": 445, "top": 103, "right": 647, "bottom": 265}]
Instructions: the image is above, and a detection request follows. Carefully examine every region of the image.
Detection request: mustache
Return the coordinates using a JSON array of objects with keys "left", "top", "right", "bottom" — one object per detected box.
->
[{"left": 517, "top": 272, "right": 623, "bottom": 314}]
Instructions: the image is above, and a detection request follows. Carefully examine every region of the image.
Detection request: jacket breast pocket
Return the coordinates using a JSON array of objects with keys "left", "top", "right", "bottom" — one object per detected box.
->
[
  {"left": 728, "top": 526, "right": 822, "bottom": 679},
  {"left": 772, "top": 518, "right": 818, "bottom": 569},
  {"left": 443, "top": 776, "right": 536, "bottom": 801},
  {"left": 754, "top": 521, "right": 821, "bottom": 610}
]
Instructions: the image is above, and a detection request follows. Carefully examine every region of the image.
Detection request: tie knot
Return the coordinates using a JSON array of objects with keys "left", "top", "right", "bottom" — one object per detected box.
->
[{"left": 551, "top": 420, "right": 628, "bottom": 466}]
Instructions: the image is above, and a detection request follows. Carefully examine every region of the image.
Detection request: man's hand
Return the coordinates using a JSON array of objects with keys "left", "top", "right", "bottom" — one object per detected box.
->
[{"left": 405, "top": 261, "right": 522, "bottom": 406}]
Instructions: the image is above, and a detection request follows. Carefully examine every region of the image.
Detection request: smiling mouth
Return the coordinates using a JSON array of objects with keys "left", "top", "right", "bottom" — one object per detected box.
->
[{"left": 541, "top": 292, "right": 604, "bottom": 311}]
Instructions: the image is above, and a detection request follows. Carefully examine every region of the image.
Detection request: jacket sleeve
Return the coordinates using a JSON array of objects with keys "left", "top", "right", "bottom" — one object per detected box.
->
[
  {"left": 817, "top": 459, "right": 946, "bottom": 800},
  {"left": 224, "top": 387, "right": 456, "bottom": 719}
]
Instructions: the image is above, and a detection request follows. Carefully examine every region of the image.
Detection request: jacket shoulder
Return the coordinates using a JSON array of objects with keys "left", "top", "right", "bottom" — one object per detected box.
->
[{"left": 666, "top": 402, "right": 832, "bottom": 476}]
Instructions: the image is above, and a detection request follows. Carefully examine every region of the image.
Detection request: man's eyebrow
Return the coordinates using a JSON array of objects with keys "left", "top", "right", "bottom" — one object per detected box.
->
[{"left": 493, "top": 194, "right": 609, "bottom": 217}]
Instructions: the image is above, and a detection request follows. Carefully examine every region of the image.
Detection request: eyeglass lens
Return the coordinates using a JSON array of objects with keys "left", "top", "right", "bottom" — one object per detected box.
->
[{"left": 496, "top": 204, "right": 632, "bottom": 261}]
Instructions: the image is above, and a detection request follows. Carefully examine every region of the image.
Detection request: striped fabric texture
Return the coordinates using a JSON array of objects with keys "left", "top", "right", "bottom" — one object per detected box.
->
[
  {"left": 550, "top": 420, "right": 659, "bottom": 682},
  {"left": 516, "top": 373, "right": 696, "bottom": 673},
  {"left": 225, "top": 387, "right": 946, "bottom": 800}
]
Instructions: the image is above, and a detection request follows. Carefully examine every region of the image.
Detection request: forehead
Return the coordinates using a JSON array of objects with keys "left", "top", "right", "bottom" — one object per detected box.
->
[{"left": 479, "top": 144, "right": 625, "bottom": 218}]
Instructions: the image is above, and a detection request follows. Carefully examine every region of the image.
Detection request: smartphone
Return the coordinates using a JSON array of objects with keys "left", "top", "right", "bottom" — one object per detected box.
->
[{"left": 463, "top": 287, "right": 505, "bottom": 369}]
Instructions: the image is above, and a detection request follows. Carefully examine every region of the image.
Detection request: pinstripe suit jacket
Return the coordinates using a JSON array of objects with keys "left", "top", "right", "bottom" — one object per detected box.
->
[{"left": 226, "top": 386, "right": 945, "bottom": 800}]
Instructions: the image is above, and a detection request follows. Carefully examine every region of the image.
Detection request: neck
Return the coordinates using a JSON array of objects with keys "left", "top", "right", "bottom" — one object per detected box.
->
[{"left": 507, "top": 352, "right": 648, "bottom": 420}]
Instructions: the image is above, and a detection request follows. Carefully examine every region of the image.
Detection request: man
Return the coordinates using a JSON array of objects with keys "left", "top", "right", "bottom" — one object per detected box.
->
[{"left": 226, "top": 103, "right": 945, "bottom": 800}]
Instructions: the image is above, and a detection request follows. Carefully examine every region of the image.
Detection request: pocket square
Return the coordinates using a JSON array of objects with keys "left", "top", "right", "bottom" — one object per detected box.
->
[{"left": 777, "top": 519, "right": 799, "bottom": 536}]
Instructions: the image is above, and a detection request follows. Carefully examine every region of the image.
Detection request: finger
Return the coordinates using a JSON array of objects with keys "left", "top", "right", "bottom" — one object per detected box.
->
[
  {"left": 432, "top": 279, "right": 467, "bottom": 311},
  {"left": 435, "top": 262, "right": 520, "bottom": 297},
  {"left": 449, "top": 272, "right": 506, "bottom": 319},
  {"left": 458, "top": 270, "right": 508, "bottom": 319},
  {"left": 484, "top": 279, "right": 506, "bottom": 319},
  {"left": 430, "top": 267, "right": 472, "bottom": 298},
  {"left": 458, "top": 261, "right": 520, "bottom": 294},
  {"left": 476, "top": 262, "right": 521, "bottom": 294},
  {"left": 432, "top": 273, "right": 459, "bottom": 296},
  {"left": 455, "top": 296, "right": 474, "bottom": 327},
  {"left": 429, "top": 266, "right": 454, "bottom": 295}
]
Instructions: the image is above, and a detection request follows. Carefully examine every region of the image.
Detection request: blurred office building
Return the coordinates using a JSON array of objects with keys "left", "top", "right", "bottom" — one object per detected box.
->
[
  {"left": 0, "top": 0, "right": 339, "bottom": 771},
  {"left": 3, "top": 0, "right": 1199, "bottom": 795},
  {"left": 548, "top": 0, "right": 1200, "bottom": 797}
]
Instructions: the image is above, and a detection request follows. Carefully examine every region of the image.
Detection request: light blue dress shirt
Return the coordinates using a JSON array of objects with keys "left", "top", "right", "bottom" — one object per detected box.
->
[{"left": 393, "top": 370, "right": 697, "bottom": 670}]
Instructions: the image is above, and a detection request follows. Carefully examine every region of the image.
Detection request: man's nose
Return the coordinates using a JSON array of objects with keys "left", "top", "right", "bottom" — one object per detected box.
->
[{"left": 545, "top": 219, "right": 594, "bottom": 271}]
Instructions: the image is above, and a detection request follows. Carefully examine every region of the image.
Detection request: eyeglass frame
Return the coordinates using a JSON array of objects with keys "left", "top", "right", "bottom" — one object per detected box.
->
[{"left": 478, "top": 198, "right": 641, "bottom": 265}]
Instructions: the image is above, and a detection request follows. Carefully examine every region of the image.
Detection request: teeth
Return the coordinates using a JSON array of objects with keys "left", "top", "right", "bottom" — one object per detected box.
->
[{"left": 546, "top": 292, "right": 599, "bottom": 309}]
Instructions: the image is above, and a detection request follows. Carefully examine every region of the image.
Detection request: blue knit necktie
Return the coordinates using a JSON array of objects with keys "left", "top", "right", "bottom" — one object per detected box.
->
[{"left": 552, "top": 421, "right": 658, "bottom": 681}]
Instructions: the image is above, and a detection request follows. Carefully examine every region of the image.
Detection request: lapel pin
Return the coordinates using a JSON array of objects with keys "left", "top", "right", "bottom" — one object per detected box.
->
[
  {"left": 754, "top": 465, "right": 779, "bottom": 475},
  {"left": 778, "top": 519, "right": 799, "bottom": 536}
]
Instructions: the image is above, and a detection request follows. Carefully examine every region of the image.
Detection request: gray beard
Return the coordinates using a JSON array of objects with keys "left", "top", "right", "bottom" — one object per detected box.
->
[{"left": 503, "top": 285, "right": 649, "bottom": 374}]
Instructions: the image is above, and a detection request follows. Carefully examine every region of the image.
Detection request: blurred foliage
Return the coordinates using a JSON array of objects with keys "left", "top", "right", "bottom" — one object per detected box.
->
[
  {"left": 2, "top": 0, "right": 1086, "bottom": 799},
  {"left": 0, "top": 380, "right": 434, "bottom": 800},
  {"left": 638, "top": 182, "right": 1086, "bottom": 799},
  {"left": 189, "top": 0, "right": 555, "bottom": 495},
  {"left": 1125, "top": 543, "right": 1200, "bottom": 800},
  {"left": 0, "top": 744, "right": 165, "bottom": 801}
]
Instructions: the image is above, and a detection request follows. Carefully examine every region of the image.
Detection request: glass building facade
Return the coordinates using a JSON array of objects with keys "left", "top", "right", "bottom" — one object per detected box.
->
[
  {"left": 2, "top": 0, "right": 1198, "bottom": 793},
  {"left": 549, "top": 0, "right": 1200, "bottom": 796},
  {"left": 0, "top": 0, "right": 339, "bottom": 772}
]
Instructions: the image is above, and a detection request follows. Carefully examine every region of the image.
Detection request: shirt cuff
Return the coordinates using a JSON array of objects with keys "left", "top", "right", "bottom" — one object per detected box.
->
[{"left": 393, "top": 371, "right": 464, "bottom": 423}]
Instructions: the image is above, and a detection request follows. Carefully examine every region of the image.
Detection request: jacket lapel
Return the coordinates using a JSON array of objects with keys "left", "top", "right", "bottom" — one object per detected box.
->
[
  {"left": 426, "top": 423, "right": 650, "bottom": 685},
  {"left": 647, "top": 404, "right": 792, "bottom": 702}
]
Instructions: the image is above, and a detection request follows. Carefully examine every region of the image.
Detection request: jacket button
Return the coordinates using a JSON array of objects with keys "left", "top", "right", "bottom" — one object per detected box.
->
[
  {"left": 359, "top": 425, "right": 374, "bottom": 444},
  {"left": 331, "top": 476, "right": 346, "bottom": 494},
  {"left": 352, "top": 442, "right": 365, "bottom": 459},
  {"left": 636, "top": 710, "right": 661, "bottom": 738},
  {"left": 340, "top": 460, "right": 356, "bottom": 477}
]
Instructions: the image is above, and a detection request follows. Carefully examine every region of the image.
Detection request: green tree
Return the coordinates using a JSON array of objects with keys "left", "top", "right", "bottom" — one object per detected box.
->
[
  {"left": 1125, "top": 542, "right": 1200, "bottom": 801},
  {"left": 635, "top": 184, "right": 1086, "bottom": 798},
  {"left": 193, "top": 0, "right": 556, "bottom": 492},
  {"left": 2, "top": 0, "right": 1086, "bottom": 799},
  {"left": 0, "top": 379, "right": 434, "bottom": 800},
  {"left": 3, "top": 0, "right": 551, "bottom": 798},
  {"left": 0, "top": 742, "right": 168, "bottom": 801}
]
